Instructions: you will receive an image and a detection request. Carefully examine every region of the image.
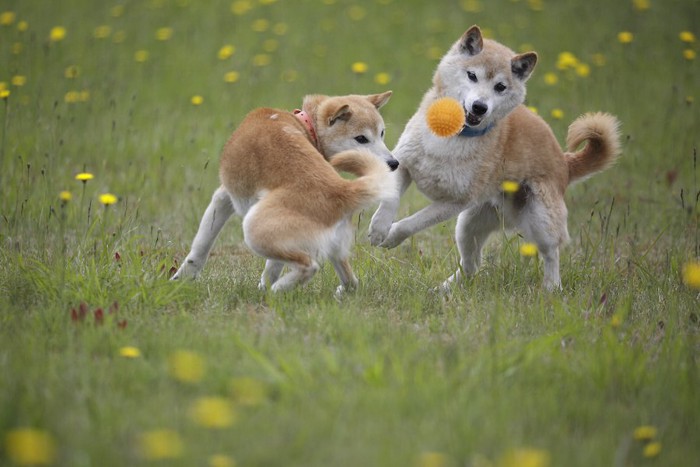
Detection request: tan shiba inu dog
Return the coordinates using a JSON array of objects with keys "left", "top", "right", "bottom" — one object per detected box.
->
[
  {"left": 173, "top": 92, "right": 398, "bottom": 294},
  {"left": 369, "top": 26, "right": 621, "bottom": 290}
]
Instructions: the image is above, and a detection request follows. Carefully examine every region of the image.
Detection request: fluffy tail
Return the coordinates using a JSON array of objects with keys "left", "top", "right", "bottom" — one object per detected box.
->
[
  {"left": 330, "top": 151, "right": 397, "bottom": 209},
  {"left": 565, "top": 112, "right": 622, "bottom": 184}
]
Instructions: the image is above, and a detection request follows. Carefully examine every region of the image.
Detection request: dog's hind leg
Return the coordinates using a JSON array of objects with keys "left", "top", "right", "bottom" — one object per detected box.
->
[
  {"left": 259, "top": 260, "right": 284, "bottom": 290},
  {"left": 330, "top": 257, "right": 358, "bottom": 296},
  {"left": 243, "top": 204, "right": 322, "bottom": 292},
  {"left": 269, "top": 255, "right": 319, "bottom": 292},
  {"left": 516, "top": 188, "right": 568, "bottom": 290},
  {"left": 172, "top": 186, "right": 235, "bottom": 280},
  {"left": 442, "top": 204, "right": 500, "bottom": 291}
]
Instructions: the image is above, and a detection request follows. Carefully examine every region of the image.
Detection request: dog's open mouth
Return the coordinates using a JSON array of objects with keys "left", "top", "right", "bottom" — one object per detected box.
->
[{"left": 466, "top": 111, "right": 483, "bottom": 127}]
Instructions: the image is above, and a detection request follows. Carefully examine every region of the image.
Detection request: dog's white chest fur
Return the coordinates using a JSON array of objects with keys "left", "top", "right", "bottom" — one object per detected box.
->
[{"left": 397, "top": 122, "right": 487, "bottom": 202}]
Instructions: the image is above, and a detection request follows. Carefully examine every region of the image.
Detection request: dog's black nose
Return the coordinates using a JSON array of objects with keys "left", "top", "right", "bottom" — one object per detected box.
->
[
  {"left": 472, "top": 101, "right": 488, "bottom": 116},
  {"left": 387, "top": 159, "right": 399, "bottom": 171}
]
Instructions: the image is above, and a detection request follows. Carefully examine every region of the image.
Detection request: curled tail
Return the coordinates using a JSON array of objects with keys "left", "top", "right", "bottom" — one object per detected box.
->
[
  {"left": 566, "top": 112, "right": 622, "bottom": 185},
  {"left": 330, "top": 151, "right": 397, "bottom": 209}
]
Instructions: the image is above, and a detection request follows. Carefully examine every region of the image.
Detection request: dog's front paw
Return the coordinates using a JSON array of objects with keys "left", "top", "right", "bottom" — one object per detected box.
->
[
  {"left": 170, "top": 258, "right": 201, "bottom": 281},
  {"left": 368, "top": 215, "right": 392, "bottom": 246},
  {"left": 379, "top": 223, "right": 407, "bottom": 249}
]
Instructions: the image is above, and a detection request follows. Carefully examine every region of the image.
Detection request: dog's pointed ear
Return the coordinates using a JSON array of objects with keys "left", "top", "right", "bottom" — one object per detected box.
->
[
  {"left": 366, "top": 91, "right": 392, "bottom": 110},
  {"left": 329, "top": 104, "right": 352, "bottom": 126},
  {"left": 512, "top": 52, "right": 538, "bottom": 81},
  {"left": 302, "top": 94, "right": 328, "bottom": 113},
  {"left": 460, "top": 25, "right": 483, "bottom": 56}
]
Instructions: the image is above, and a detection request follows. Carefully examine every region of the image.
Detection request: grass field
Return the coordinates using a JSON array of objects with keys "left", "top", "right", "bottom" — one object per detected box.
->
[{"left": 1, "top": 0, "right": 699, "bottom": 466}]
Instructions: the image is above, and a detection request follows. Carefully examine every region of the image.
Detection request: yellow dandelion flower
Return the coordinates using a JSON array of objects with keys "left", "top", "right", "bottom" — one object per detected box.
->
[
  {"left": 230, "top": 377, "right": 268, "bottom": 406},
  {"left": 17, "top": 20, "right": 28, "bottom": 32},
  {"left": 138, "top": 430, "right": 183, "bottom": 460},
  {"left": 551, "top": 108, "right": 564, "bottom": 119},
  {"left": 64, "top": 91, "right": 80, "bottom": 103},
  {"left": 610, "top": 314, "right": 622, "bottom": 328},
  {"left": 59, "top": 191, "right": 73, "bottom": 202},
  {"left": 263, "top": 39, "right": 278, "bottom": 53},
  {"left": 191, "top": 95, "right": 204, "bottom": 106},
  {"left": 155, "top": 27, "right": 173, "bottom": 41},
  {"left": 110, "top": 5, "right": 125, "bottom": 17},
  {"left": 11, "top": 42, "right": 22, "bottom": 54},
  {"left": 643, "top": 442, "right": 662, "bottom": 458},
  {"left": 501, "top": 180, "right": 520, "bottom": 194},
  {"left": 351, "top": 61, "right": 368, "bottom": 74},
  {"left": 11, "top": 75, "right": 26, "bottom": 87},
  {"left": 347, "top": 5, "right": 367, "bottom": 20},
  {"left": 93, "top": 25, "right": 112, "bottom": 39},
  {"left": 5, "top": 429, "right": 57, "bottom": 465},
  {"left": 683, "top": 49, "right": 696, "bottom": 60},
  {"left": 230, "top": 0, "right": 253, "bottom": 15},
  {"left": 78, "top": 90, "right": 90, "bottom": 102},
  {"left": 218, "top": 44, "right": 235, "bottom": 60},
  {"left": 252, "top": 54, "right": 271, "bottom": 67},
  {"left": 686, "top": 96, "right": 694, "bottom": 105},
  {"left": 189, "top": 397, "right": 237, "bottom": 428},
  {"left": 633, "top": 425, "right": 657, "bottom": 441},
  {"left": 99, "top": 193, "right": 118, "bottom": 206},
  {"left": 543, "top": 72, "right": 558, "bottom": 85},
  {"left": 168, "top": 350, "right": 205, "bottom": 383},
  {"left": 64, "top": 65, "right": 80, "bottom": 79},
  {"left": 75, "top": 172, "right": 94, "bottom": 182},
  {"left": 617, "top": 31, "right": 634, "bottom": 44},
  {"left": 575, "top": 63, "right": 591, "bottom": 77},
  {"left": 499, "top": 448, "right": 550, "bottom": 467},
  {"left": 679, "top": 31, "right": 696, "bottom": 43},
  {"left": 0, "top": 82, "right": 6, "bottom": 91},
  {"left": 520, "top": 243, "right": 538, "bottom": 257},
  {"left": 528, "top": 0, "right": 544, "bottom": 11},
  {"left": 1, "top": 89, "right": 11, "bottom": 99},
  {"left": 527, "top": 106, "right": 538, "bottom": 114},
  {"left": 49, "top": 26, "right": 66, "bottom": 42},
  {"left": 134, "top": 50, "right": 149, "bottom": 63},
  {"left": 119, "top": 346, "right": 141, "bottom": 358},
  {"left": 251, "top": 18, "right": 270, "bottom": 32},
  {"left": 633, "top": 0, "right": 651, "bottom": 11},
  {"left": 417, "top": 451, "right": 448, "bottom": 467},
  {"left": 224, "top": 71, "right": 240, "bottom": 83},
  {"left": 460, "top": 0, "right": 483, "bottom": 13},
  {"left": 374, "top": 72, "right": 391, "bottom": 85},
  {"left": 209, "top": 454, "right": 237, "bottom": 467},
  {"left": 0, "top": 11, "right": 16, "bottom": 26},
  {"left": 51, "top": 27, "right": 68, "bottom": 43},
  {"left": 556, "top": 51, "right": 579, "bottom": 70},
  {"left": 682, "top": 262, "right": 700, "bottom": 289}
]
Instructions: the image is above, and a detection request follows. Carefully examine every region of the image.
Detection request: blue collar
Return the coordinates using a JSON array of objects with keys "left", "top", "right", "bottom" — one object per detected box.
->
[{"left": 458, "top": 123, "right": 494, "bottom": 137}]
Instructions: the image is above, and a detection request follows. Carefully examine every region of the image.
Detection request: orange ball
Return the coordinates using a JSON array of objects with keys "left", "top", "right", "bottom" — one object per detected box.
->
[{"left": 426, "top": 97, "right": 466, "bottom": 137}]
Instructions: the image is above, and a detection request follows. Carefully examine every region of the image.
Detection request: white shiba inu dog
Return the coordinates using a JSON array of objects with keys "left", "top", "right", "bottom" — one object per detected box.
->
[
  {"left": 369, "top": 26, "right": 621, "bottom": 290},
  {"left": 173, "top": 92, "right": 398, "bottom": 294}
]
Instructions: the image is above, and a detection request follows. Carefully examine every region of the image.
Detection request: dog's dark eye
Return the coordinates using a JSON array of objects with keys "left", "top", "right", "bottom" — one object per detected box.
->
[
  {"left": 467, "top": 71, "right": 478, "bottom": 82},
  {"left": 381, "top": 129, "right": 385, "bottom": 139},
  {"left": 494, "top": 83, "right": 507, "bottom": 93},
  {"left": 354, "top": 135, "right": 370, "bottom": 144}
]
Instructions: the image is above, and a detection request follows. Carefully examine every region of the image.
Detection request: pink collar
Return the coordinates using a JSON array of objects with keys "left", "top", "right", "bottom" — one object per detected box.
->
[{"left": 293, "top": 109, "right": 319, "bottom": 148}]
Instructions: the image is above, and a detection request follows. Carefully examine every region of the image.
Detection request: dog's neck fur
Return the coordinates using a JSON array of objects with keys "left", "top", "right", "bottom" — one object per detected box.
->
[
  {"left": 293, "top": 109, "right": 319, "bottom": 149},
  {"left": 458, "top": 123, "right": 494, "bottom": 137}
]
